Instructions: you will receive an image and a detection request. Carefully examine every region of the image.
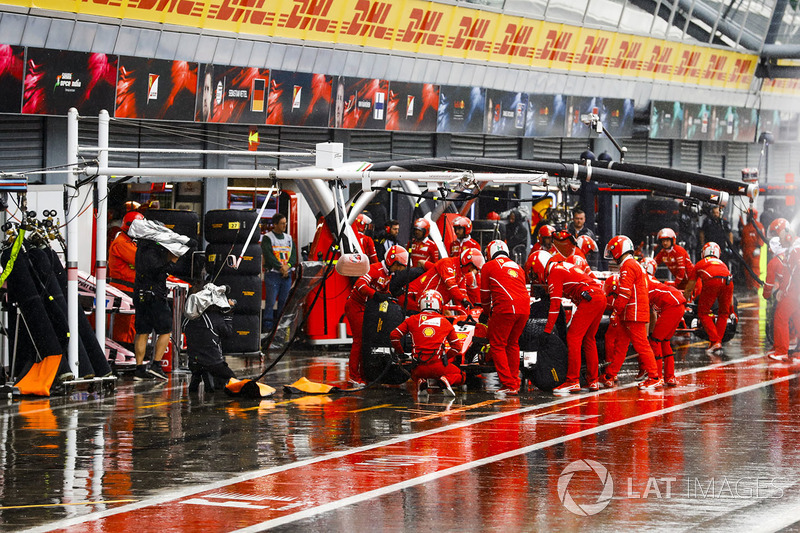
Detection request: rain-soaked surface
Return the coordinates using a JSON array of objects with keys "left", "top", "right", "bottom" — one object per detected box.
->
[{"left": 4, "top": 292, "right": 800, "bottom": 532}]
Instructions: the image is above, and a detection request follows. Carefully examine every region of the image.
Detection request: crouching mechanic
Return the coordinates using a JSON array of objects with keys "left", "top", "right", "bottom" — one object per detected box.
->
[
  {"left": 682, "top": 242, "right": 733, "bottom": 356},
  {"left": 604, "top": 235, "right": 662, "bottom": 390},
  {"left": 390, "top": 289, "right": 465, "bottom": 397},
  {"left": 182, "top": 283, "right": 237, "bottom": 392},
  {"left": 480, "top": 240, "right": 529, "bottom": 395},
  {"left": 641, "top": 257, "right": 686, "bottom": 386},
  {"left": 529, "top": 250, "right": 605, "bottom": 394},
  {"left": 345, "top": 245, "right": 409, "bottom": 384}
]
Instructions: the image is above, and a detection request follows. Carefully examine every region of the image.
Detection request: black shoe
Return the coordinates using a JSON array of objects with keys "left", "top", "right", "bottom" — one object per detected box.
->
[
  {"left": 147, "top": 363, "right": 168, "bottom": 381},
  {"left": 134, "top": 366, "right": 153, "bottom": 381}
]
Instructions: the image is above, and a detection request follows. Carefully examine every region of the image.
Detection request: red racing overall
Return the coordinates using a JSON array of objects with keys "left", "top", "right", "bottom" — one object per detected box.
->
[
  {"left": 690, "top": 256, "right": 733, "bottom": 345},
  {"left": 449, "top": 237, "right": 480, "bottom": 258},
  {"left": 407, "top": 257, "right": 469, "bottom": 311},
  {"left": 647, "top": 275, "right": 686, "bottom": 380},
  {"left": 410, "top": 237, "right": 440, "bottom": 270},
  {"left": 345, "top": 261, "right": 392, "bottom": 382},
  {"left": 480, "top": 256, "right": 529, "bottom": 391},
  {"left": 655, "top": 245, "right": 695, "bottom": 290},
  {"left": 774, "top": 239, "right": 800, "bottom": 357},
  {"left": 390, "top": 312, "right": 465, "bottom": 386}
]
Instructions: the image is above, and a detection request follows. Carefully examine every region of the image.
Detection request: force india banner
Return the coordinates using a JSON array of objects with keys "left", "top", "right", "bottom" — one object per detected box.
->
[{"left": 12, "top": 0, "right": 757, "bottom": 91}]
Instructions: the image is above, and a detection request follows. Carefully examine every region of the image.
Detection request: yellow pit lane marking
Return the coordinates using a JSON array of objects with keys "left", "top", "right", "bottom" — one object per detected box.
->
[
  {"left": 0, "top": 499, "right": 137, "bottom": 510},
  {"left": 410, "top": 399, "right": 503, "bottom": 423},
  {"left": 142, "top": 400, "right": 185, "bottom": 408},
  {"left": 350, "top": 404, "right": 396, "bottom": 413}
]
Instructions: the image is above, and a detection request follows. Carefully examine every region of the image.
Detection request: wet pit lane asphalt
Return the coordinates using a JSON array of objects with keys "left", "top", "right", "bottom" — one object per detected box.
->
[{"left": 4, "top": 292, "right": 800, "bottom": 532}]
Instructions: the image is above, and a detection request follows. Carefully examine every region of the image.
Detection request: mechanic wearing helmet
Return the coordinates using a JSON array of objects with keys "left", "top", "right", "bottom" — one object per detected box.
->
[
  {"left": 551, "top": 230, "right": 591, "bottom": 271},
  {"left": 641, "top": 257, "right": 685, "bottom": 386},
  {"left": 601, "top": 274, "right": 628, "bottom": 389},
  {"left": 654, "top": 227, "right": 695, "bottom": 290},
  {"left": 345, "top": 245, "right": 409, "bottom": 385},
  {"left": 480, "top": 240, "right": 529, "bottom": 395},
  {"left": 407, "top": 248, "right": 484, "bottom": 312},
  {"left": 262, "top": 213, "right": 296, "bottom": 333},
  {"left": 766, "top": 218, "right": 800, "bottom": 361},
  {"left": 353, "top": 213, "right": 379, "bottom": 264},
  {"left": 108, "top": 210, "right": 144, "bottom": 345},
  {"left": 738, "top": 209, "right": 765, "bottom": 291},
  {"left": 682, "top": 242, "right": 733, "bottom": 356},
  {"left": 410, "top": 218, "right": 440, "bottom": 270},
  {"left": 449, "top": 216, "right": 480, "bottom": 258},
  {"left": 530, "top": 224, "right": 556, "bottom": 254},
  {"left": 390, "top": 289, "right": 465, "bottom": 397},
  {"left": 529, "top": 250, "right": 605, "bottom": 394},
  {"left": 604, "top": 235, "right": 662, "bottom": 390}
]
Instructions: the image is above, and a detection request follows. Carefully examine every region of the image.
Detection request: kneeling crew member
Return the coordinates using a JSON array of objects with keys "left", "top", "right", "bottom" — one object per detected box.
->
[
  {"left": 683, "top": 242, "right": 733, "bottom": 356},
  {"left": 390, "top": 289, "right": 465, "bottom": 397}
]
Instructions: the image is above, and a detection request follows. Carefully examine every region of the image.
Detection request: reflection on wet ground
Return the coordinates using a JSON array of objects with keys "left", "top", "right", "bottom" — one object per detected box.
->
[{"left": 4, "top": 292, "right": 800, "bottom": 532}]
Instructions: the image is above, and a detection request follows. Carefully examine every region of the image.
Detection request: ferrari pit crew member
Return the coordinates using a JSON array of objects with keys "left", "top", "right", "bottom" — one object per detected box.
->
[
  {"left": 407, "top": 248, "right": 485, "bottom": 311},
  {"left": 480, "top": 240, "right": 529, "bottom": 395},
  {"left": 410, "top": 218, "right": 440, "bottom": 270},
  {"left": 604, "top": 235, "right": 662, "bottom": 390},
  {"left": 449, "top": 216, "right": 480, "bottom": 258},
  {"left": 108, "top": 210, "right": 143, "bottom": 345},
  {"left": 529, "top": 250, "right": 605, "bottom": 394},
  {"left": 654, "top": 227, "right": 695, "bottom": 290},
  {"left": 682, "top": 242, "right": 733, "bottom": 356},
  {"left": 345, "top": 245, "right": 409, "bottom": 384},
  {"left": 763, "top": 237, "right": 787, "bottom": 301},
  {"left": 766, "top": 218, "right": 800, "bottom": 362},
  {"left": 602, "top": 274, "right": 628, "bottom": 389},
  {"left": 551, "top": 230, "right": 590, "bottom": 270},
  {"left": 531, "top": 224, "right": 556, "bottom": 253},
  {"left": 739, "top": 209, "right": 765, "bottom": 291},
  {"left": 353, "top": 213, "right": 379, "bottom": 264},
  {"left": 390, "top": 289, "right": 465, "bottom": 397},
  {"left": 641, "top": 257, "right": 686, "bottom": 386}
]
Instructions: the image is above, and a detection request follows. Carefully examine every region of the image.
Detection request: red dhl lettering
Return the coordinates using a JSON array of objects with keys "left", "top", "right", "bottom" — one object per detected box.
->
[
  {"left": 282, "top": 0, "right": 336, "bottom": 32},
  {"left": 728, "top": 58, "right": 754, "bottom": 84},
  {"left": 450, "top": 16, "right": 492, "bottom": 52},
  {"left": 83, "top": 0, "right": 123, "bottom": 7},
  {"left": 643, "top": 45, "right": 673, "bottom": 74},
  {"left": 702, "top": 54, "right": 728, "bottom": 81},
  {"left": 209, "top": 0, "right": 271, "bottom": 24},
  {"left": 675, "top": 50, "right": 701, "bottom": 78},
  {"left": 497, "top": 23, "right": 535, "bottom": 58},
  {"left": 537, "top": 30, "right": 573, "bottom": 62},
  {"left": 611, "top": 40, "right": 642, "bottom": 70},
  {"left": 574, "top": 35, "right": 609, "bottom": 66},
  {"left": 398, "top": 8, "right": 444, "bottom": 46},
  {"left": 343, "top": 0, "right": 392, "bottom": 38},
  {"left": 128, "top": 0, "right": 201, "bottom": 15}
]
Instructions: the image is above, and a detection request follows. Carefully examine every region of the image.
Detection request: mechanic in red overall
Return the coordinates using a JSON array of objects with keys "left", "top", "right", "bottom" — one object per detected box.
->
[
  {"left": 108, "top": 210, "right": 143, "bottom": 345},
  {"left": 641, "top": 257, "right": 685, "bottom": 386},
  {"left": 529, "top": 250, "right": 605, "bottom": 394},
  {"left": 345, "top": 245, "right": 409, "bottom": 384},
  {"left": 409, "top": 218, "right": 440, "bottom": 269},
  {"left": 449, "top": 216, "right": 480, "bottom": 258},
  {"left": 604, "top": 235, "right": 663, "bottom": 390},
  {"left": 682, "top": 242, "right": 733, "bottom": 356},
  {"left": 390, "top": 289, "right": 465, "bottom": 397},
  {"left": 551, "top": 230, "right": 590, "bottom": 271},
  {"left": 480, "top": 240, "right": 529, "bottom": 395},
  {"left": 530, "top": 224, "right": 556, "bottom": 253},
  {"left": 767, "top": 219, "right": 800, "bottom": 361},
  {"left": 406, "top": 248, "right": 484, "bottom": 311},
  {"left": 352, "top": 213, "right": 379, "bottom": 264},
  {"left": 654, "top": 227, "right": 695, "bottom": 290},
  {"left": 739, "top": 208, "right": 765, "bottom": 291},
  {"left": 602, "top": 274, "right": 628, "bottom": 388},
  {"left": 763, "top": 237, "right": 787, "bottom": 301}
]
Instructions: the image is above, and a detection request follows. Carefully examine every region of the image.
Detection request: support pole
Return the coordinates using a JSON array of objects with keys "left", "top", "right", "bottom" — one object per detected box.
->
[
  {"left": 95, "top": 110, "right": 109, "bottom": 352},
  {"left": 66, "top": 108, "right": 80, "bottom": 376}
]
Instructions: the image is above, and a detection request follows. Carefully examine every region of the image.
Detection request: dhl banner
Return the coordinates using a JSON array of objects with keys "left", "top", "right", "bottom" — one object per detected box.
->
[{"left": 12, "top": 0, "right": 758, "bottom": 91}]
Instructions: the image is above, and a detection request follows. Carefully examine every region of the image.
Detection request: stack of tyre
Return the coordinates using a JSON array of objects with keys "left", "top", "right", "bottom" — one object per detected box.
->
[{"left": 204, "top": 209, "right": 262, "bottom": 354}]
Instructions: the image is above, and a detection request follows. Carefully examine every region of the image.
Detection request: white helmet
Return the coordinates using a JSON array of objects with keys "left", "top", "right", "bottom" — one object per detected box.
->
[
  {"left": 418, "top": 289, "right": 443, "bottom": 312},
  {"left": 702, "top": 242, "right": 721, "bottom": 259},
  {"left": 485, "top": 240, "right": 509, "bottom": 260}
]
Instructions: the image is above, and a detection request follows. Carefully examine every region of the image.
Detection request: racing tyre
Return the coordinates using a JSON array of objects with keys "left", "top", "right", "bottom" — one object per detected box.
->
[
  {"left": 206, "top": 243, "right": 262, "bottom": 276},
  {"left": 519, "top": 319, "right": 568, "bottom": 392},
  {"left": 221, "top": 314, "right": 261, "bottom": 354},
  {"left": 215, "top": 274, "right": 262, "bottom": 315},
  {"left": 361, "top": 298, "right": 409, "bottom": 385},
  {"left": 205, "top": 210, "right": 260, "bottom": 244}
]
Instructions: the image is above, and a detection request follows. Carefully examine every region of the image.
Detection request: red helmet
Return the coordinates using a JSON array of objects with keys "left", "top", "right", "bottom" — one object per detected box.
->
[
  {"left": 485, "top": 239, "right": 509, "bottom": 260},
  {"left": 657, "top": 227, "right": 677, "bottom": 245},
  {"left": 418, "top": 289, "right": 443, "bottom": 312},
  {"left": 413, "top": 218, "right": 430, "bottom": 239},
  {"left": 576, "top": 235, "right": 598, "bottom": 255},
  {"left": 486, "top": 211, "right": 501, "bottom": 221},
  {"left": 603, "top": 274, "right": 619, "bottom": 297},
  {"left": 452, "top": 216, "right": 472, "bottom": 236},
  {"left": 354, "top": 213, "right": 372, "bottom": 233},
  {"left": 121, "top": 211, "right": 144, "bottom": 232},
  {"left": 384, "top": 245, "right": 409, "bottom": 267},
  {"left": 553, "top": 229, "right": 577, "bottom": 244},
  {"left": 640, "top": 257, "right": 658, "bottom": 276},
  {"left": 459, "top": 247, "right": 485, "bottom": 270},
  {"left": 768, "top": 217, "right": 790, "bottom": 242},
  {"left": 538, "top": 224, "right": 556, "bottom": 241},
  {"left": 604, "top": 235, "right": 634, "bottom": 262},
  {"left": 528, "top": 250, "right": 553, "bottom": 283},
  {"left": 702, "top": 242, "right": 721, "bottom": 259}
]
